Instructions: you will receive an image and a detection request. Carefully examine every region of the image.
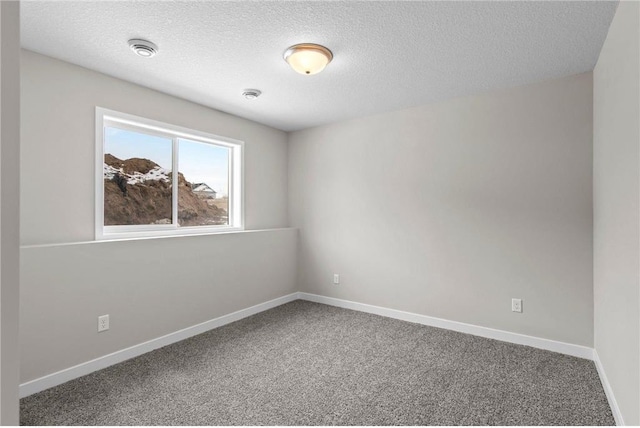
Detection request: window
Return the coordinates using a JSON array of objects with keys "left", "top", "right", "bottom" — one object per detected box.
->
[{"left": 96, "top": 108, "right": 243, "bottom": 240}]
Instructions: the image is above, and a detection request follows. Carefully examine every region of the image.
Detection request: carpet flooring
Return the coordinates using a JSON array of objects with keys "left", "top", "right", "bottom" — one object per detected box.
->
[{"left": 21, "top": 300, "right": 613, "bottom": 426}]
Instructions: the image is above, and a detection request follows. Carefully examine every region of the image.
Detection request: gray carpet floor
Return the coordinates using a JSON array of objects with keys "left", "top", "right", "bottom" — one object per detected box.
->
[{"left": 21, "top": 300, "right": 614, "bottom": 426}]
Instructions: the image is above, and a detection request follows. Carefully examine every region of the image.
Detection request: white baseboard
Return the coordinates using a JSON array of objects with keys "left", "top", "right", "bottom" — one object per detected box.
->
[
  {"left": 593, "top": 350, "right": 624, "bottom": 426},
  {"left": 21, "top": 290, "right": 621, "bottom": 426},
  {"left": 19, "top": 292, "right": 300, "bottom": 398},
  {"left": 299, "top": 293, "right": 629, "bottom": 425},
  {"left": 298, "top": 293, "right": 595, "bottom": 360}
]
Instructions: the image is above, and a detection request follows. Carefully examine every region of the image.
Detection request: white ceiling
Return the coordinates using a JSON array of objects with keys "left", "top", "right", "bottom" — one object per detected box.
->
[{"left": 21, "top": 1, "right": 617, "bottom": 132}]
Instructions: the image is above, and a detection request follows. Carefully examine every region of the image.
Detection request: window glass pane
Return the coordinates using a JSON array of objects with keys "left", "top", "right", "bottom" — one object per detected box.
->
[
  {"left": 178, "top": 138, "right": 230, "bottom": 226},
  {"left": 103, "top": 126, "right": 173, "bottom": 225}
]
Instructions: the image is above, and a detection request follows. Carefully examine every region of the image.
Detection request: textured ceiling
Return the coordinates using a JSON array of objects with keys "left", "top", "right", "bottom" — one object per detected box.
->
[{"left": 21, "top": 1, "right": 617, "bottom": 132}]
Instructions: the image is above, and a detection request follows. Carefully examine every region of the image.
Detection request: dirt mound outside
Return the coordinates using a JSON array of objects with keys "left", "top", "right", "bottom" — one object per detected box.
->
[{"left": 104, "top": 154, "right": 228, "bottom": 227}]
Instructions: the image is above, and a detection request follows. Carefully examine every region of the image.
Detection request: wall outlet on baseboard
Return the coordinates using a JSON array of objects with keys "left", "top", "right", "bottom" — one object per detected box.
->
[
  {"left": 98, "top": 314, "right": 109, "bottom": 332},
  {"left": 511, "top": 298, "right": 522, "bottom": 313},
  {"left": 333, "top": 274, "right": 340, "bottom": 285}
]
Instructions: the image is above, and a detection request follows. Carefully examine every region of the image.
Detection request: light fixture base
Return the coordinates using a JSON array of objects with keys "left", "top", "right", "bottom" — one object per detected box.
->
[{"left": 283, "top": 43, "right": 333, "bottom": 75}]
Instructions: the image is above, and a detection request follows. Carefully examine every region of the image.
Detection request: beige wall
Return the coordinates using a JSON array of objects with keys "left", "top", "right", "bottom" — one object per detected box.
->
[
  {"left": 21, "top": 229, "right": 297, "bottom": 383},
  {"left": 20, "top": 51, "right": 297, "bottom": 384},
  {"left": 593, "top": 1, "right": 640, "bottom": 425},
  {"left": 289, "top": 73, "right": 594, "bottom": 347},
  {"left": 21, "top": 50, "right": 289, "bottom": 246},
  {"left": 1, "top": 1, "right": 21, "bottom": 424}
]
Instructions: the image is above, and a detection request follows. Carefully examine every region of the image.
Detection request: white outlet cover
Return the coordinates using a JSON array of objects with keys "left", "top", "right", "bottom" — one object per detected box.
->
[
  {"left": 511, "top": 299, "right": 523, "bottom": 313},
  {"left": 98, "top": 314, "right": 110, "bottom": 332},
  {"left": 333, "top": 274, "right": 340, "bottom": 285}
]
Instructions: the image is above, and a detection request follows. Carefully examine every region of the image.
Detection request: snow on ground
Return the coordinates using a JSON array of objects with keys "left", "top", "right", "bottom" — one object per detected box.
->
[
  {"left": 126, "top": 166, "right": 170, "bottom": 184},
  {"left": 103, "top": 163, "right": 170, "bottom": 185},
  {"left": 103, "top": 164, "right": 120, "bottom": 180}
]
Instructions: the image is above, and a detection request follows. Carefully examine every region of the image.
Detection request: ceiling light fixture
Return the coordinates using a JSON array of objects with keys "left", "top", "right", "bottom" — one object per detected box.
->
[
  {"left": 128, "top": 39, "right": 158, "bottom": 58},
  {"left": 283, "top": 43, "right": 333, "bottom": 75},
  {"left": 242, "top": 89, "right": 262, "bottom": 100}
]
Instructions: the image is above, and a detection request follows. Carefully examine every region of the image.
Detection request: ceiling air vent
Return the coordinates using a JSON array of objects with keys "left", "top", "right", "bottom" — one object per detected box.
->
[
  {"left": 128, "top": 39, "right": 158, "bottom": 58},
  {"left": 242, "top": 89, "right": 262, "bottom": 100}
]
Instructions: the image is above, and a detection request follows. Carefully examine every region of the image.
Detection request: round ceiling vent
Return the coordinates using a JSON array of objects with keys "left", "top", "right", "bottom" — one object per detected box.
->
[
  {"left": 242, "top": 89, "right": 262, "bottom": 100},
  {"left": 128, "top": 39, "right": 158, "bottom": 58}
]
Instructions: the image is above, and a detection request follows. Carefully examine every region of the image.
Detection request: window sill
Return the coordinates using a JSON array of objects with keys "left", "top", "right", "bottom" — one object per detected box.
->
[
  {"left": 97, "top": 225, "right": 245, "bottom": 241},
  {"left": 20, "top": 227, "right": 296, "bottom": 249}
]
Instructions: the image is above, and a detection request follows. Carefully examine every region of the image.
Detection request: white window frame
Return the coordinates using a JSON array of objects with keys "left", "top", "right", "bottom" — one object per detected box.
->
[{"left": 95, "top": 107, "right": 244, "bottom": 240}]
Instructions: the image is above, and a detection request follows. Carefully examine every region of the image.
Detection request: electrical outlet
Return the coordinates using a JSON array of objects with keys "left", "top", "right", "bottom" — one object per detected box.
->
[
  {"left": 333, "top": 274, "right": 340, "bottom": 285},
  {"left": 511, "top": 299, "right": 522, "bottom": 313},
  {"left": 98, "top": 314, "right": 109, "bottom": 332}
]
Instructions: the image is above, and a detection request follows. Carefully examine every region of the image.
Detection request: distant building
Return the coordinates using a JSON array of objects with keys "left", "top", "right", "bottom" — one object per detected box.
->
[{"left": 191, "top": 183, "right": 217, "bottom": 199}]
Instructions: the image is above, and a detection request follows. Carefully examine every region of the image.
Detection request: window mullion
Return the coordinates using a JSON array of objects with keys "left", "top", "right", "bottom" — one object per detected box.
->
[{"left": 172, "top": 137, "right": 179, "bottom": 228}]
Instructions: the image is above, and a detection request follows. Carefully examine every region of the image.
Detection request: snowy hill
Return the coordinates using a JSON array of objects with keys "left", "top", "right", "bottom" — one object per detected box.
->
[
  {"left": 103, "top": 154, "right": 227, "bottom": 227},
  {"left": 103, "top": 163, "right": 170, "bottom": 185}
]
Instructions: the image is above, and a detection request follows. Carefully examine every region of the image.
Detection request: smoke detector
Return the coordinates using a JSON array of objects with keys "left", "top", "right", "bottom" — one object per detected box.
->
[
  {"left": 242, "top": 89, "right": 262, "bottom": 100},
  {"left": 128, "top": 39, "right": 158, "bottom": 58}
]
